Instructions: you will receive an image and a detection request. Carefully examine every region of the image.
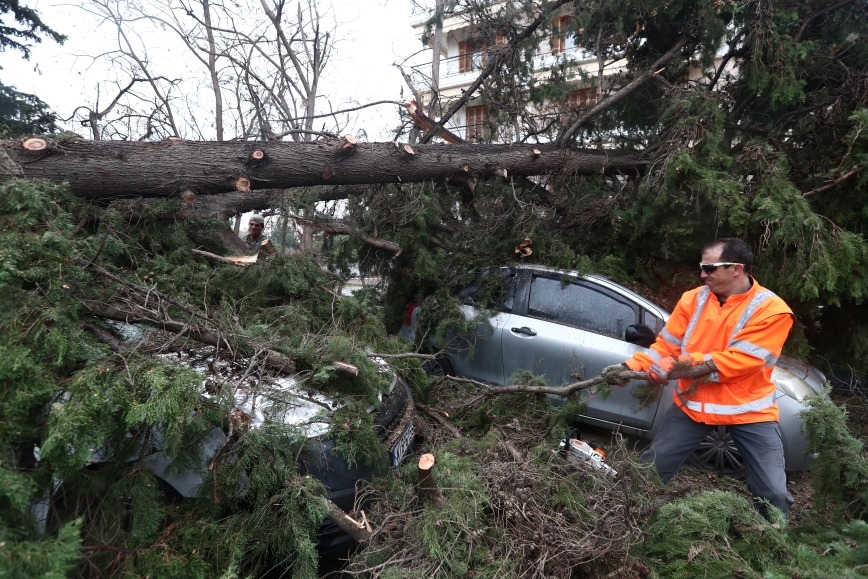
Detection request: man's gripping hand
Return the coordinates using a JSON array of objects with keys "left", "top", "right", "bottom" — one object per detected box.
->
[
  {"left": 646, "top": 354, "right": 704, "bottom": 385},
  {"left": 602, "top": 363, "right": 632, "bottom": 386}
]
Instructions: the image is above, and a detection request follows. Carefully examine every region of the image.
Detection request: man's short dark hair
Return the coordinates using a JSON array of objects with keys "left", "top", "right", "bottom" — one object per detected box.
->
[{"left": 703, "top": 238, "right": 753, "bottom": 273}]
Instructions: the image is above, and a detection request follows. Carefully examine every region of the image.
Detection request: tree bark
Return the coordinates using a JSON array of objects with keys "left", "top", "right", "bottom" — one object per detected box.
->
[{"left": 1, "top": 138, "right": 643, "bottom": 199}]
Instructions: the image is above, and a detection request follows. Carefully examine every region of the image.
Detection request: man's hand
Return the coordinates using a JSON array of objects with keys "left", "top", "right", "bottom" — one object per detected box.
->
[
  {"left": 646, "top": 355, "right": 704, "bottom": 384},
  {"left": 602, "top": 363, "right": 631, "bottom": 386}
]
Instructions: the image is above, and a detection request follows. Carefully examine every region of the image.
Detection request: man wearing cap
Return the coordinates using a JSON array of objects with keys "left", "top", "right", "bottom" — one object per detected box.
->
[
  {"left": 609, "top": 238, "right": 795, "bottom": 520},
  {"left": 243, "top": 215, "right": 268, "bottom": 249}
]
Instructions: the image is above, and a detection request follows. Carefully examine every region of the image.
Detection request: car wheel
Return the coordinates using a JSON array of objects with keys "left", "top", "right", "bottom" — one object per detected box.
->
[
  {"left": 686, "top": 426, "right": 746, "bottom": 477},
  {"left": 421, "top": 355, "right": 454, "bottom": 378}
]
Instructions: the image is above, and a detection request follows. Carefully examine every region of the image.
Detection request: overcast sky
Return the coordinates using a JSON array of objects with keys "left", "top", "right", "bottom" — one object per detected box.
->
[{"left": 1, "top": 0, "right": 426, "bottom": 141}]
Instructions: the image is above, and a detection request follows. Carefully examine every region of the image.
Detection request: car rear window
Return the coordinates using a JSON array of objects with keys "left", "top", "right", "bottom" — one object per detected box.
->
[{"left": 528, "top": 276, "right": 638, "bottom": 339}]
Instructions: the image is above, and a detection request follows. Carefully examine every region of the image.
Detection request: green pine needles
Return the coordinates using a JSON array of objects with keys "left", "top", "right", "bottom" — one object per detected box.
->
[{"left": 0, "top": 178, "right": 417, "bottom": 577}]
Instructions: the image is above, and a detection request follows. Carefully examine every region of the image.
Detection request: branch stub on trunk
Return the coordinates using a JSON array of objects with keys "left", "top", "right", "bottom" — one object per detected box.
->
[
  {"left": 341, "top": 135, "right": 358, "bottom": 152},
  {"left": 22, "top": 137, "right": 48, "bottom": 151},
  {"left": 235, "top": 177, "right": 251, "bottom": 194},
  {"left": 322, "top": 171, "right": 333, "bottom": 181},
  {"left": 250, "top": 150, "right": 265, "bottom": 160}
]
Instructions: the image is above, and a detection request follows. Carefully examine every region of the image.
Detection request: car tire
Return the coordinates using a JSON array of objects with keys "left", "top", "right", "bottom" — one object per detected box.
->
[
  {"left": 686, "top": 426, "right": 746, "bottom": 477},
  {"left": 421, "top": 355, "right": 454, "bottom": 378}
]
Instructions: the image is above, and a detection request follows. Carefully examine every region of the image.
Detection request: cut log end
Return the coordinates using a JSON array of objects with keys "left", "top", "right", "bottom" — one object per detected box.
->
[
  {"left": 235, "top": 177, "right": 251, "bottom": 194},
  {"left": 22, "top": 137, "right": 48, "bottom": 151},
  {"left": 418, "top": 453, "right": 447, "bottom": 507},
  {"left": 166, "top": 136, "right": 184, "bottom": 142},
  {"left": 419, "top": 453, "right": 436, "bottom": 470},
  {"left": 333, "top": 360, "right": 360, "bottom": 376},
  {"left": 532, "top": 149, "right": 541, "bottom": 157},
  {"left": 403, "top": 145, "right": 416, "bottom": 156},
  {"left": 251, "top": 149, "right": 265, "bottom": 160},
  {"left": 181, "top": 191, "right": 197, "bottom": 204}
]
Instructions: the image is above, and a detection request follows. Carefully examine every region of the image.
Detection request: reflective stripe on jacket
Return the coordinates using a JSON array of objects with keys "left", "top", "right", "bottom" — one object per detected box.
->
[{"left": 626, "top": 279, "right": 794, "bottom": 425}]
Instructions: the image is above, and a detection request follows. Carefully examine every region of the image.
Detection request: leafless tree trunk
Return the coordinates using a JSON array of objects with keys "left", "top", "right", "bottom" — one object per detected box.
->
[
  {"left": 202, "top": 0, "right": 224, "bottom": 141},
  {"left": 427, "top": 0, "right": 444, "bottom": 119}
]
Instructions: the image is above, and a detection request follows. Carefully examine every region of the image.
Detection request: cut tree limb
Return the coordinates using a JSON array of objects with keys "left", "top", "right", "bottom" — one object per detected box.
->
[
  {"left": 323, "top": 499, "right": 372, "bottom": 543},
  {"left": 416, "top": 403, "right": 461, "bottom": 438},
  {"left": 450, "top": 364, "right": 713, "bottom": 400},
  {"left": 1, "top": 138, "right": 644, "bottom": 199},
  {"left": 417, "top": 453, "right": 447, "bottom": 507}
]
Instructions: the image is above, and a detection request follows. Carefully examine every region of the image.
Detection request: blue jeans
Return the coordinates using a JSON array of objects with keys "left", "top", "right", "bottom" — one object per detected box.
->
[{"left": 640, "top": 404, "right": 794, "bottom": 520}]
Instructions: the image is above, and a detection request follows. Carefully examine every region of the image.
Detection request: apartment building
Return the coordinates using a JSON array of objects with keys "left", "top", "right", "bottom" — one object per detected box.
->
[
  {"left": 407, "top": 1, "right": 730, "bottom": 143},
  {"left": 408, "top": 1, "right": 625, "bottom": 143}
]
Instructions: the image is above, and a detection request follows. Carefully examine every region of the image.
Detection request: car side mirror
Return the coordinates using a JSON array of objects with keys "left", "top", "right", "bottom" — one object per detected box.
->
[{"left": 625, "top": 324, "right": 656, "bottom": 348}]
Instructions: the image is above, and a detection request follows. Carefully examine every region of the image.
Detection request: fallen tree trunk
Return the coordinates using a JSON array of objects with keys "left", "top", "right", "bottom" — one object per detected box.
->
[{"left": 1, "top": 137, "right": 644, "bottom": 199}]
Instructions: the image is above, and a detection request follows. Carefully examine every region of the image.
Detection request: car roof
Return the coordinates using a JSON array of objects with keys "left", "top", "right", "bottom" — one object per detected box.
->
[{"left": 509, "top": 264, "right": 671, "bottom": 321}]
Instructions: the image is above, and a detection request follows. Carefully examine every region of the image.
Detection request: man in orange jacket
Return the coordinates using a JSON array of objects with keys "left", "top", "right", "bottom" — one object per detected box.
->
[{"left": 615, "top": 238, "right": 795, "bottom": 520}]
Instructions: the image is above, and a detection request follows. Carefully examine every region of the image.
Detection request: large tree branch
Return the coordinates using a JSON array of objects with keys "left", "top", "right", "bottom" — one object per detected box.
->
[
  {"left": 556, "top": 33, "right": 692, "bottom": 146},
  {"left": 418, "top": 0, "right": 572, "bottom": 144}
]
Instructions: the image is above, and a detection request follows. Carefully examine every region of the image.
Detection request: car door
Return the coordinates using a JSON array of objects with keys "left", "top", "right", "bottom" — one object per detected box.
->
[
  {"left": 500, "top": 272, "right": 660, "bottom": 429},
  {"left": 443, "top": 267, "right": 518, "bottom": 385}
]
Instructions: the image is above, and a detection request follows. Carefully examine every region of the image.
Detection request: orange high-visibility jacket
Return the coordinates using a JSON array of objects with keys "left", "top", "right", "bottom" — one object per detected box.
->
[{"left": 625, "top": 279, "right": 794, "bottom": 425}]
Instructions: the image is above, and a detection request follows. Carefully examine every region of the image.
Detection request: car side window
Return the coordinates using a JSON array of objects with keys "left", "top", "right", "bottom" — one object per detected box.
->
[
  {"left": 644, "top": 310, "right": 666, "bottom": 334},
  {"left": 527, "top": 276, "right": 638, "bottom": 339},
  {"left": 455, "top": 268, "right": 517, "bottom": 313}
]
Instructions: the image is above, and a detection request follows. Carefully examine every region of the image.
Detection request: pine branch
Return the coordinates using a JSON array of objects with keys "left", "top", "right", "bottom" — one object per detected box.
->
[{"left": 803, "top": 165, "right": 861, "bottom": 198}]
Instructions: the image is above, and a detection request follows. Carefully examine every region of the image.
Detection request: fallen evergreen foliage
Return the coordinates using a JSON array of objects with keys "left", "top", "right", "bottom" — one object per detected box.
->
[{"left": 0, "top": 178, "right": 423, "bottom": 577}]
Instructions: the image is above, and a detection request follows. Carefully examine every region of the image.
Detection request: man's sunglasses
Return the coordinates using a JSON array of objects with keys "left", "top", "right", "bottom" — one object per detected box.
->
[{"left": 700, "top": 262, "right": 743, "bottom": 274}]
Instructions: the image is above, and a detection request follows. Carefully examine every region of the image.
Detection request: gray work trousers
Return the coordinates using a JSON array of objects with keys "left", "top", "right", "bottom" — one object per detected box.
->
[{"left": 640, "top": 404, "right": 794, "bottom": 520}]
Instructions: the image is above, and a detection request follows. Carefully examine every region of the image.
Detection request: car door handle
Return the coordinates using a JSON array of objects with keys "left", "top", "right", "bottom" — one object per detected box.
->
[{"left": 511, "top": 326, "right": 537, "bottom": 337}]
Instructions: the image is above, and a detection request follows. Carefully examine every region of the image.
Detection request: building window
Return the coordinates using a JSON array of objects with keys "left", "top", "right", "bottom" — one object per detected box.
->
[
  {"left": 551, "top": 15, "right": 572, "bottom": 54},
  {"left": 465, "top": 105, "right": 488, "bottom": 142},
  {"left": 565, "top": 88, "right": 597, "bottom": 109},
  {"left": 458, "top": 39, "right": 487, "bottom": 73}
]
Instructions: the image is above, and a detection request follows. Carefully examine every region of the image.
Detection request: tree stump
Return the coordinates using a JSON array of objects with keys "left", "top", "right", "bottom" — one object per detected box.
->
[{"left": 418, "top": 453, "right": 446, "bottom": 507}]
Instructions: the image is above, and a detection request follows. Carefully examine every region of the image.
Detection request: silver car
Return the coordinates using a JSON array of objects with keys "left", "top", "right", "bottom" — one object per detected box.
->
[{"left": 399, "top": 265, "right": 827, "bottom": 475}]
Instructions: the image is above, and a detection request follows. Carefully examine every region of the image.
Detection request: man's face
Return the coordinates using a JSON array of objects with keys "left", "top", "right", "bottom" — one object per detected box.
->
[
  {"left": 700, "top": 245, "right": 742, "bottom": 296},
  {"left": 248, "top": 220, "right": 264, "bottom": 239}
]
